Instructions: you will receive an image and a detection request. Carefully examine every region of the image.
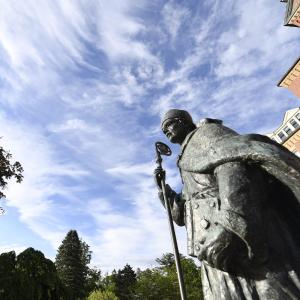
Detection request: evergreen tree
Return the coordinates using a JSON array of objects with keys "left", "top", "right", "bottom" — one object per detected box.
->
[
  {"left": 0, "top": 251, "right": 18, "bottom": 300},
  {"left": 0, "top": 248, "right": 65, "bottom": 300},
  {"left": 55, "top": 230, "right": 86, "bottom": 299},
  {"left": 113, "top": 264, "right": 136, "bottom": 300},
  {"left": 80, "top": 241, "right": 101, "bottom": 296},
  {"left": 17, "top": 247, "right": 65, "bottom": 300}
]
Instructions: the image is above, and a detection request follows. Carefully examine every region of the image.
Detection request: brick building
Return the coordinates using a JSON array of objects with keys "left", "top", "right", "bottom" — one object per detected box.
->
[{"left": 278, "top": 57, "right": 300, "bottom": 98}]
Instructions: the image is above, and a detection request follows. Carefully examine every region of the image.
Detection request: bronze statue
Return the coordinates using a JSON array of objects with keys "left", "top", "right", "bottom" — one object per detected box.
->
[{"left": 154, "top": 109, "right": 300, "bottom": 300}]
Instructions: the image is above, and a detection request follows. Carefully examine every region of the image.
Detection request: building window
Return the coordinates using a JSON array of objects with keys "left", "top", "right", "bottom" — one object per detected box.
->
[
  {"left": 278, "top": 131, "right": 286, "bottom": 141},
  {"left": 290, "top": 119, "right": 300, "bottom": 129},
  {"left": 296, "top": 113, "right": 300, "bottom": 121},
  {"left": 284, "top": 126, "right": 293, "bottom": 135}
]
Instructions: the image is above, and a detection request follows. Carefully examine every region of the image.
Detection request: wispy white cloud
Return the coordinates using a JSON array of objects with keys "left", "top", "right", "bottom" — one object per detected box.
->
[
  {"left": 1, "top": 0, "right": 299, "bottom": 273},
  {"left": 85, "top": 161, "right": 185, "bottom": 271},
  {"left": 48, "top": 119, "right": 93, "bottom": 133},
  {"left": 162, "top": 0, "right": 190, "bottom": 43},
  {"left": 150, "top": 0, "right": 300, "bottom": 132},
  {"left": 0, "top": 112, "right": 90, "bottom": 248},
  {"left": 0, "top": 0, "right": 168, "bottom": 272},
  {"left": 215, "top": 1, "right": 298, "bottom": 79},
  {"left": 96, "top": 1, "right": 151, "bottom": 61}
]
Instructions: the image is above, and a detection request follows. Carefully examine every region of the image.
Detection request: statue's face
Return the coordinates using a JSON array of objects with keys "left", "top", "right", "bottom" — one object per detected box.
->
[{"left": 162, "top": 118, "right": 190, "bottom": 144}]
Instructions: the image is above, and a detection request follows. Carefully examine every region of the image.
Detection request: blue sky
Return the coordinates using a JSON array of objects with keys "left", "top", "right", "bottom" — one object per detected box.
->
[{"left": 0, "top": 0, "right": 299, "bottom": 271}]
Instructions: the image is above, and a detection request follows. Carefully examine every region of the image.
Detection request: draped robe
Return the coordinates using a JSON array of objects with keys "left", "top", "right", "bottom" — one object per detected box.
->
[{"left": 164, "top": 120, "right": 300, "bottom": 300}]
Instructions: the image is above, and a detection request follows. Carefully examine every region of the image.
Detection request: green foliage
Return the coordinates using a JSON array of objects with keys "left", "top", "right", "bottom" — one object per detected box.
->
[
  {"left": 0, "top": 248, "right": 65, "bottom": 300},
  {"left": 180, "top": 256, "right": 203, "bottom": 300},
  {"left": 0, "top": 244, "right": 203, "bottom": 300},
  {"left": 100, "top": 271, "right": 118, "bottom": 295},
  {"left": 16, "top": 247, "right": 66, "bottom": 300},
  {"left": 0, "top": 143, "right": 23, "bottom": 213},
  {"left": 87, "top": 290, "right": 118, "bottom": 300},
  {"left": 80, "top": 240, "right": 102, "bottom": 296},
  {"left": 0, "top": 144, "right": 23, "bottom": 199},
  {"left": 55, "top": 230, "right": 86, "bottom": 299},
  {"left": 135, "top": 253, "right": 203, "bottom": 300},
  {"left": 96, "top": 253, "right": 203, "bottom": 300},
  {"left": 112, "top": 264, "right": 136, "bottom": 300},
  {"left": 155, "top": 252, "right": 182, "bottom": 268},
  {"left": 80, "top": 240, "right": 92, "bottom": 277},
  {"left": 55, "top": 230, "right": 100, "bottom": 299},
  {"left": 85, "top": 267, "right": 102, "bottom": 296},
  {"left": 135, "top": 267, "right": 177, "bottom": 300},
  {"left": 0, "top": 251, "right": 18, "bottom": 300}
]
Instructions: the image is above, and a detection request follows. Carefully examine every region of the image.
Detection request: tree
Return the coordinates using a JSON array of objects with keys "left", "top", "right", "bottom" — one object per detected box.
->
[
  {"left": 156, "top": 253, "right": 203, "bottom": 300},
  {"left": 55, "top": 230, "right": 90, "bottom": 299},
  {"left": 80, "top": 240, "right": 92, "bottom": 276},
  {"left": 135, "top": 253, "right": 203, "bottom": 300},
  {"left": 0, "top": 251, "right": 18, "bottom": 300},
  {"left": 16, "top": 247, "right": 66, "bottom": 300},
  {"left": 0, "top": 143, "right": 23, "bottom": 212},
  {"left": 79, "top": 241, "right": 102, "bottom": 296},
  {"left": 87, "top": 290, "right": 118, "bottom": 300},
  {"left": 85, "top": 267, "right": 102, "bottom": 296},
  {"left": 179, "top": 256, "right": 203, "bottom": 300},
  {"left": 155, "top": 252, "right": 181, "bottom": 268},
  {"left": 113, "top": 264, "right": 136, "bottom": 300},
  {"left": 100, "top": 270, "right": 118, "bottom": 296},
  {"left": 135, "top": 267, "right": 176, "bottom": 300},
  {"left": 0, "top": 248, "right": 65, "bottom": 300}
]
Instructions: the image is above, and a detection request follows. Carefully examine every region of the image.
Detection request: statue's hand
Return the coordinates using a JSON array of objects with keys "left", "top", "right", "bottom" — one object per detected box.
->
[
  {"left": 154, "top": 168, "right": 176, "bottom": 209},
  {"left": 154, "top": 167, "right": 165, "bottom": 191}
]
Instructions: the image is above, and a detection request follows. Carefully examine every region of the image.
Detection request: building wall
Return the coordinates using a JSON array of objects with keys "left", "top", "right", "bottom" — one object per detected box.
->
[
  {"left": 292, "top": 0, "right": 300, "bottom": 15},
  {"left": 278, "top": 57, "right": 300, "bottom": 97},
  {"left": 284, "top": 0, "right": 300, "bottom": 26},
  {"left": 266, "top": 107, "right": 300, "bottom": 157},
  {"left": 283, "top": 129, "right": 300, "bottom": 156}
]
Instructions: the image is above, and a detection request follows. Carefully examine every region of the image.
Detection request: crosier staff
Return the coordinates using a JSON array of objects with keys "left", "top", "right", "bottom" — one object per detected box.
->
[{"left": 155, "top": 141, "right": 187, "bottom": 300}]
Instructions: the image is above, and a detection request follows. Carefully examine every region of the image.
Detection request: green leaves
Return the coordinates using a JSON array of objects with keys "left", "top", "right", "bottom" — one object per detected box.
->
[
  {"left": 0, "top": 248, "right": 64, "bottom": 300},
  {"left": 87, "top": 290, "right": 118, "bottom": 300},
  {"left": 0, "top": 143, "right": 23, "bottom": 214},
  {"left": 55, "top": 230, "right": 86, "bottom": 299},
  {"left": 99, "top": 253, "right": 203, "bottom": 300},
  {"left": 0, "top": 251, "right": 17, "bottom": 300},
  {"left": 55, "top": 230, "right": 100, "bottom": 299},
  {"left": 113, "top": 264, "right": 137, "bottom": 300},
  {"left": 0, "top": 144, "right": 23, "bottom": 199},
  {"left": 135, "top": 253, "right": 203, "bottom": 300},
  {"left": 0, "top": 246, "right": 204, "bottom": 300}
]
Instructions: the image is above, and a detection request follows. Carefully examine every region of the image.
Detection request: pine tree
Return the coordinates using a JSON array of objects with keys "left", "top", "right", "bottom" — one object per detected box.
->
[
  {"left": 114, "top": 264, "right": 137, "bottom": 300},
  {"left": 0, "top": 251, "right": 18, "bottom": 300},
  {"left": 0, "top": 248, "right": 65, "bottom": 300},
  {"left": 55, "top": 230, "right": 87, "bottom": 299}
]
